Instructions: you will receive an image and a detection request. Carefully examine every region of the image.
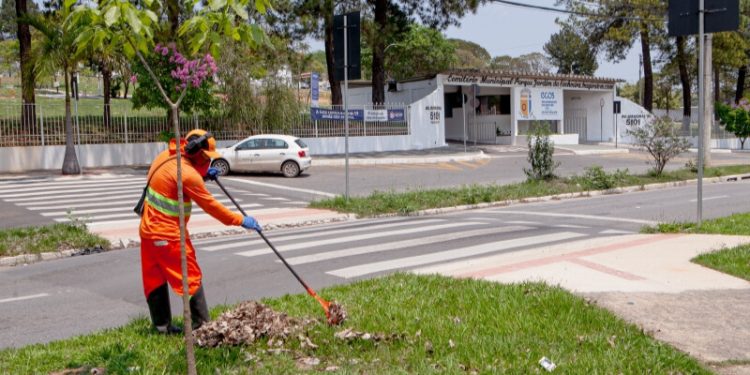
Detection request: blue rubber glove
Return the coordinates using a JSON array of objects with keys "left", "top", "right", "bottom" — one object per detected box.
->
[
  {"left": 241, "top": 216, "right": 262, "bottom": 232},
  {"left": 205, "top": 167, "right": 220, "bottom": 181}
]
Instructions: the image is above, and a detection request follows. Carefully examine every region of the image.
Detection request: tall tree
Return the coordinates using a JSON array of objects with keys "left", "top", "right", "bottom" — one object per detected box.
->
[
  {"left": 734, "top": 0, "right": 750, "bottom": 103},
  {"left": 712, "top": 32, "right": 748, "bottom": 104},
  {"left": 379, "top": 24, "right": 455, "bottom": 81},
  {"left": 489, "top": 53, "right": 551, "bottom": 73},
  {"left": 24, "top": 0, "right": 81, "bottom": 174},
  {"left": 557, "top": 0, "right": 667, "bottom": 111},
  {"left": 15, "top": 0, "right": 36, "bottom": 127},
  {"left": 450, "top": 38, "right": 490, "bottom": 69},
  {"left": 367, "top": 0, "right": 482, "bottom": 104},
  {"left": 544, "top": 25, "right": 597, "bottom": 75},
  {"left": 676, "top": 36, "right": 693, "bottom": 131}
]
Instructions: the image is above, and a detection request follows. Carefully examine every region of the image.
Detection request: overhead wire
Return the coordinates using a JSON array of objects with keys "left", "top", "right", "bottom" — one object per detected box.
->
[{"left": 489, "top": 0, "right": 667, "bottom": 23}]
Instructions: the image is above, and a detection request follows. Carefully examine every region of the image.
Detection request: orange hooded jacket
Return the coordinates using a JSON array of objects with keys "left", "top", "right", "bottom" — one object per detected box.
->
[{"left": 139, "top": 139, "right": 243, "bottom": 240}]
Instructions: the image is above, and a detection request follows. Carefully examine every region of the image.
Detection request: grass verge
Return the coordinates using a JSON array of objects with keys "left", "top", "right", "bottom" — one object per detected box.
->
[
  {"left": 310, "top": 165, "right": 750, "bottom": 217},
  {"left": 0, "top": 223, "right": 110, "bottom": 257},
  {"left": 0, "top": 273, "right": 709, "bottom": 374},
  {"left": 642, "top": 211, "right": 750, "bottom": 281}
]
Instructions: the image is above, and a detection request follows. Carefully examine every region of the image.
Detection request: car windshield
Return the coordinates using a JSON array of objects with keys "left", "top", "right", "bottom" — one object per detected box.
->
[{"left": 295, "top": 139, "right": 307, "bottom": 148}]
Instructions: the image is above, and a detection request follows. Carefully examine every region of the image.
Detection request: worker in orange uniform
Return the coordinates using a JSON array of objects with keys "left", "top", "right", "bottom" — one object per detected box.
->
[{"left": 139, "top": 129, "right": 262, "bottom": 334}]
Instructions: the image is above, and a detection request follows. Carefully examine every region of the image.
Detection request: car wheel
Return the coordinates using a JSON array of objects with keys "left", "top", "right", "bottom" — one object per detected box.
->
[
  {"left": 211, "top": 159, "right": 230, "bottom": 176},
  {"left": 281, "top": 161, "right": 300, "bottom": 178}
]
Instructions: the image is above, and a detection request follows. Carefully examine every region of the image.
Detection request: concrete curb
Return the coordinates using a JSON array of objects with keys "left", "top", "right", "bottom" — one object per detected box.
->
[
  {"left": 0, "top": 249, "right": 78, "bottom": 267},
  {"left": 555, "top": 147, "right": 630, "bottom": 155},
  {"left": 313, "top": 151, "right": 487, "bottom": 166}
]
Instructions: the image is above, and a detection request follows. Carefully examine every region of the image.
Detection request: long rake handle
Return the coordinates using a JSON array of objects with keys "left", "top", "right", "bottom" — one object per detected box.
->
[{"left": 213, "top": 178, "right": 325, "bottom": 302}]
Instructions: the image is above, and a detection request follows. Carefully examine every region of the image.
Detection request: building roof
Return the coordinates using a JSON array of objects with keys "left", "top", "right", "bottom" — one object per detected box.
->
[{"left": 441, "top": 69, "right": 623, "bottom": 84}]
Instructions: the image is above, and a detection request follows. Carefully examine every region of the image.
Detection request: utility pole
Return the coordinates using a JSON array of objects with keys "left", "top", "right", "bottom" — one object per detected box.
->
[
  {"left": 702, "top": 34, "right": 713, "bottom": 167},
  {"left": 638, "top": 53, "right": 643, "bottom": 106}
]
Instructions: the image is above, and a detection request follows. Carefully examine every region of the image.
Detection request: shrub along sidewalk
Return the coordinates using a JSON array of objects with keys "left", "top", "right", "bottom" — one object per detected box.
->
[
  {"left": 0, "top": 274, "right": 711, "bottom": 374},
  {"left": 311, "top": 165, "right": 750, "bottom": 217}
]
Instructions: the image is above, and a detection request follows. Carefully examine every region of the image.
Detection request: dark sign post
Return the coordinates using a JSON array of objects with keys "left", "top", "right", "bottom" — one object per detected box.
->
[
  {"left": 334, "top": 11, "right": 361, "bottom": 200},
  {"left": 613, "top": 101, "right": 621, "bottom": 148},
  {"left": 668, "top": 0, "right": 738, "bottom": 225}
]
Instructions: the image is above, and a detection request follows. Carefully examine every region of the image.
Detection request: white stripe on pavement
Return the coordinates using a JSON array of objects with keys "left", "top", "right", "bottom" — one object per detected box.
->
[
  {"left": 236, "top": 221, "right": 483, "bottom": 258},
  {"left": 7, "top": 188, "right": 142, "bottom": 202},
  {"left": 225, "top": 177, "right": 336, "bottom": 198},
  {"left": 285, "top": 226, "right": 529, "bottom": 265},
  {"left": 689, "top": 195, "right": 729, "bottom": 202},
  {"left": 0, "top": 184, "right": 143, "bottom": 198},
  {"left": 203, "top": 219, "right": 445, "bottom": 252},
  {"left": 326, "top": 232, "right": 584, "bottom": 279},
  {"left": 0, "top": 293, "right": 49, "bottom": 304},
  {"left": 0, "top": 180, "right": 144, "bottom": 194},
  {"left": 0, "top": 176, "right": 138, "bottom": 190},
  {"left": 17, "top": 194, "right": 144, "bottom": 206},
  {"left": 40, "top": 200, "right": 253, "bottom": 216},
  {"left": 493, "top": 210, "right": 657, "bottom": 225}
]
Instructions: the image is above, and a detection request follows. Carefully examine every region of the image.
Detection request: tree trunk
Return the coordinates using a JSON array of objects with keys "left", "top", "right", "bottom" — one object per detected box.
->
[
  {"left": 62, "top": 68, "right": 80, "bottom": 175},
  {"left": 677, "top": 36, "right": 692, "bottom": 133},
  {"left": 736, "top": 65, "right": 746, "bottom": 104},
  {"left": 123, "top": 80, "right": 130, "bottom": 99},
  {"left": 16, "top": 0, "right": 35, "bottom": 127},
  {"left": 324, "top": 8, "right": 342, "bottom": 105},
  {"left": 714, "top": 68, "right": 720, "bottom": 120},
  {"left": 167, "top": 107, "right": 180, "bottom": 129},
  {"left": 370, "top": 0, "right": 387, "bottom": 105},
  {"left": 102, "top": 62, "right": 112, "bottom": 128},
  {"left": 167, "top": 0, "right": 179, "bottom": 39},
  {"left": 640, "top": 25, "right": 653, "bottom": 112}
]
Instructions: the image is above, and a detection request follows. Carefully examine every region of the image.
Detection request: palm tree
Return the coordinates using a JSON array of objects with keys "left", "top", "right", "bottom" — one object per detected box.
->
[{"left": 23, "top": 0, "right": 82, "bottom": 174}]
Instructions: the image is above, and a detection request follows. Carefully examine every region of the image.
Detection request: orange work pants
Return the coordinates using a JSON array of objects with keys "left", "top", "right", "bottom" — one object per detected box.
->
[{"left": 140, "top": 238, "right": 203, "bottom": 297}]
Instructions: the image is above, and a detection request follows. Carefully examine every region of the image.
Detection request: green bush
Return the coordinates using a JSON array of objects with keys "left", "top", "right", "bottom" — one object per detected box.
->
[
  {"left": 576, "top": 166, "right": 629, "bottom": 190},
  {"left": 523, "top": 122, "right": 559, "bottom": 181}
]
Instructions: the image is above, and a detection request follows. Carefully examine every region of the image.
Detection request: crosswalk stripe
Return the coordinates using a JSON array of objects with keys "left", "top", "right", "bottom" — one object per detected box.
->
[
  {"left": 38, "top": 199, "right": 252, "bottom": 216},
  {"left": 0, "top": 180, "right": 144, "bottom": 194},
  {"left": 204, "top": 218, "right": 445, "bottom": 252},
  {"left": 17, "top": 194, "right": 144, "bottom": 206},
  {"left": 284, "top": 226, "right": 529, "bottom": 265},
  {"left": 0, "top": 176, "right": 138, "bottom": 190},
  {"left": 235, "top": 222, "right": 481, "bottom": 258},
  {"left": 326, "top": 232, "right": 585, "bottom": 279},
  {"left": 0, "top": 183, "right": 145, "bottom": 198},
  {"left": 7, "top": 188, "right": 142, "bottom": 202}
]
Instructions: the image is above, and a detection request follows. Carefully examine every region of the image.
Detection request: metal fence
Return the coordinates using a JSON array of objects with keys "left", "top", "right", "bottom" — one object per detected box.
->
[{"left": 0, "top": 103, "right": 410, "bottom": 147}]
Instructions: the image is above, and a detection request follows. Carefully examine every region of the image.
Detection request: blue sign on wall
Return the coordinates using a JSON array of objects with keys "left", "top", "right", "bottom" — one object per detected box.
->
[
  {"left": 387, "top": 109, "right": 405, "bottom": 121},
  {"left": 311, "top": 108, "right": 364, "bottom": 121}
]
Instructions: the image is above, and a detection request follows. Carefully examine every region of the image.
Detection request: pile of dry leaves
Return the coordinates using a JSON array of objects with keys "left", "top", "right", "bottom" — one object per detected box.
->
[{"left": 194, "top": 300, "right": 314, "bottom": 347}]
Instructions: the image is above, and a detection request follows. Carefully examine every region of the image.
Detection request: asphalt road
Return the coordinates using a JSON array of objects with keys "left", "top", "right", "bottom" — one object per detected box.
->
[
  {"left": 1, "top": 179, "right": 748, "bottom": 349},
  {"left": 225, "top": 149, "right": 750, "bottom": 197}
]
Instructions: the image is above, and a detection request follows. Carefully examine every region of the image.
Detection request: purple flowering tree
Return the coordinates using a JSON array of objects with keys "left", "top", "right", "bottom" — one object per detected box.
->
[{"left": 71, "top": 0, "right": 268, "bottom": 372}]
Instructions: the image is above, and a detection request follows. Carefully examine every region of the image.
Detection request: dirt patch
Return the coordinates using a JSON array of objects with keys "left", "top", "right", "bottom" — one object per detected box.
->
[
  {"left": 585, "top": 290, "right": 750, "bottom": 363},
  {"left": 194, "top": 301, "right": 315, "bottom": 348}
]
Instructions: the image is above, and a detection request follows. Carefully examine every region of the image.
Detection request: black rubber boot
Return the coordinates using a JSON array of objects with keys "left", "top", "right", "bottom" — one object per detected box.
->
[
  {"left": 190, "top": 285, "right": 210, "bottom": 330},
  {"left": 146, "top": 283, "right": 182, "bottom": 335}
]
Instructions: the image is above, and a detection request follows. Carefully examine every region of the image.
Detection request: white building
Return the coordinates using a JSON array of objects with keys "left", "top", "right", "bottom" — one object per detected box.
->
[{"left": 342, "top": 69, "right": 639, "bottom": 150}]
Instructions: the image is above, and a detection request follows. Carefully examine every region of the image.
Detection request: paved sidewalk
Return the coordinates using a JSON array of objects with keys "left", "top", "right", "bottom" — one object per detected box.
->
[
  {"left": 313, "top": 143, "right": 487, "bottom": 166},
  {"left": 414, "top": 233, "right": 750, "bottom": 374}
]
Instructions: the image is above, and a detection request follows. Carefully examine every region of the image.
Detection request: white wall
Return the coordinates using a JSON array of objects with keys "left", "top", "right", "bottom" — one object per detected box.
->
[
  {"left": 563, "top": 90, "right": 615, "bottom": 142},
  {"left": 341, "top": 78, "right": 439, "bottom": 106},
  {"left": 303, "top": 85, "right": 445, "bottom": 154},
  {"left": 615, "top": 97, "right": 655, "bottom": 144}
]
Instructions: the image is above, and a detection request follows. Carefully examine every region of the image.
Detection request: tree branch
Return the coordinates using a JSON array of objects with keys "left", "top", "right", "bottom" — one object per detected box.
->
[{"left": 127, "top": 36, "right": 175, "bottom": 107}]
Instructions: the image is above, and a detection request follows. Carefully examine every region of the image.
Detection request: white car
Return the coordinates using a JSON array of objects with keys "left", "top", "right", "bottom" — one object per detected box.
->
[{"left": 211, "top": 134, "right": 312, "bottom": 177}]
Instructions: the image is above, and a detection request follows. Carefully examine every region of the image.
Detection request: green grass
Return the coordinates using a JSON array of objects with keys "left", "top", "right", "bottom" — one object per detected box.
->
[
  {"left": 693, "top": 244, "right": 750, "bottom": 281},
  {"left": 0, "top": 273, "right": 710, "bottom": 374},
  {"left": 312, "top": 165, "right": 750, "bottom": 217},
  {"left": 0, "top": 223, "right": 110, "bottom": 257},
  {"left": 643, "top": 211, "right": 750, "bottom": 282}
]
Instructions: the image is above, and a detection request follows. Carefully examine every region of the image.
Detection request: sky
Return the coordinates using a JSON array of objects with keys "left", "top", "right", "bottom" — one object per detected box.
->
[{"left": 306, "top": 0, "right": 642, "bottom": 83}]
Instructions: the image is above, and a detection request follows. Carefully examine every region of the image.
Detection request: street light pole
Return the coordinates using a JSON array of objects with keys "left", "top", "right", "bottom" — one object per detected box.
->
[{"left": 599, "top": 98, "right": 604, "bottom": 142}]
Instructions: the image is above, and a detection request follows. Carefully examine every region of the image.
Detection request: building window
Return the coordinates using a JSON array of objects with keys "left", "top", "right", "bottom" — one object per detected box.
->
[
  {"left": 482, "top": 95, "right": 511, "bottom": 115},
  {"left": 443, "top": 92, "right": 463, "bottom": 118}
]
